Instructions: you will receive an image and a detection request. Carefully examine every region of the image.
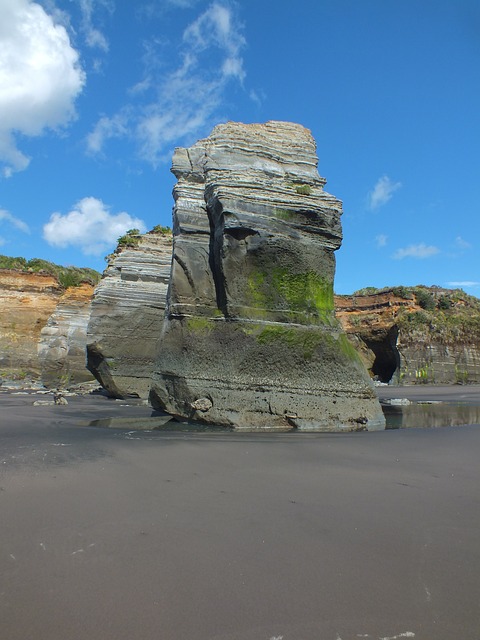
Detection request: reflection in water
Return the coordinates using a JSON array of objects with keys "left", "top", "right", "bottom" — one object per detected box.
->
[
  {"left": 87, "top": 415, "right": 232, "bottom": 432},
  {"left": 88, "top": 415, "right": 173, "bottom": 430},
  {"left": 383, "top": 402, "right": 480, "bottom": 429},
  {"left": 88, "top": 405, "right": 480, "bottom": 432}
]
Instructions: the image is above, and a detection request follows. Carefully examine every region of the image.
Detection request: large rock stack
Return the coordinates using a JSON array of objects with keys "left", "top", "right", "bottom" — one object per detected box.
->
[
  {"left": 150, "top": 121, "right": 385, "bottom": 431},
  {"left": 86, "top": 232, "right": 172, "bottom": 398}
]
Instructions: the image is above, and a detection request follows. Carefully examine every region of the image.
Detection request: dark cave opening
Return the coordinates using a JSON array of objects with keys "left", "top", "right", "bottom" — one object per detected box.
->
[{"left": 363, "top": 325, "right": 400, "bottom": 383}]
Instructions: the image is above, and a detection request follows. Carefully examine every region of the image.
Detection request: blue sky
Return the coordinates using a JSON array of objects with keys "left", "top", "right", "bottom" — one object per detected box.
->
[{"left": 0, "top": 0, "right": 479, "bottom": 294}]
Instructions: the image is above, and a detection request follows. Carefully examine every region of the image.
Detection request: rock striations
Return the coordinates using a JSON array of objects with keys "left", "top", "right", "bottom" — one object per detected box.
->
[
  {"left": 38, "top": 283, "right": 95, "bottom": 388},
  {"left": 0, "top": 269, "right": 62, "bottom": 378},
  {"left": 0, "top": 268, "right": 96, "bottom": 386},
  {"left": 150, "top": 121, "right": 385, "bottom": 430},
  {"left": 86, "top": 231, "right": 172, "bottom": 398}
]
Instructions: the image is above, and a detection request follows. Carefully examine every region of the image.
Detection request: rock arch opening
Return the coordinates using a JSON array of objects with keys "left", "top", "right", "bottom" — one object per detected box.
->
[{"left": 363, "top": 325, "right": 400, "bottom": 383}]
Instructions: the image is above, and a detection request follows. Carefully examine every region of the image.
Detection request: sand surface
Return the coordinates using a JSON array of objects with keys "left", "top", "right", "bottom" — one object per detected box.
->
[{"left": 1, "top": 387, "right": 480, "bottom": 640}]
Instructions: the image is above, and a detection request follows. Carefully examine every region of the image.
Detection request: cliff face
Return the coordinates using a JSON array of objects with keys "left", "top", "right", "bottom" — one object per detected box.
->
[
  {"left": 0, "top": 269, "right": 95, "bottom": 386},
  {"left": 150, "top": 121, "right": 385, "bottom": 431},
  {"left": 0, "top": 270, "right": 62, "bottom": 377},
  {"left": 336, "top": 287, "right": 480, "bottom": 384},
  {"left": 38, "top": 283, "right": 95, "bottom": 387},
  {"left": 86, "top": 232, "right": 172, "bottom": 398}
]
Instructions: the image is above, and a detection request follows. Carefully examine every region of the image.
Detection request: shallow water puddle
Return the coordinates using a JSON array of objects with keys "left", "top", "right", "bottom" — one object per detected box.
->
[
  {"left": 87, "top": 415, "right": 174, "bottom": 430},
  {"left": 87, "top": 415, "right": 233, "bottom": 432},
  {"left": 86, "top": 402, "right": 480, "bottom": 432},
  {"left": 382, "top": 401, "right": 480, "bottom": 429}
]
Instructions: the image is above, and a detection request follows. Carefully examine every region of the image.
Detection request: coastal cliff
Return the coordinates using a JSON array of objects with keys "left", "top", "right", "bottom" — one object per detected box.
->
[
  {"left": 150, "top": 121, "right": 385, "bottom": 431},
  {"left": 0, "top": 269, "right": 62, "bottom": 378},
  {"left": 0, "top": 259, "right": 99, "bottom": 385},
  {"left": 336, "top": 286, "right": 480, "bottom": 384}
]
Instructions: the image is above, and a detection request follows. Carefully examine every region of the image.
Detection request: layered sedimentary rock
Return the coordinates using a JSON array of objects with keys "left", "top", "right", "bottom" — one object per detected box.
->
[
  {"left": 150, "top": 121, "right": 385, "bottom": 430},
  {"left": 0, "top": 270, "right": 62, "bottom": 377},
  {"left": 38, "top": 283, "right": 95, "bottom": 387},
  {"left": 336, "top": 287, "right": 480, "bottom": 384},
  {"left": 0, "top": 269, "right": 96, "bottom": 386},
  {"left": 86, "top": 232, "right": 172, "bottom": 398}
]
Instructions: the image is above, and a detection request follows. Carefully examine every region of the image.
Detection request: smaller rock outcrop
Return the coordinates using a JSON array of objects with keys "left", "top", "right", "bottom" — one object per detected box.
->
[
  {"left": 86, "top": 230, "right": 172, "bottom": 398},
  {"left": 0, "top": 260, "right": 101, "bottom": 386},
  {"left": 0, "top": 269, "right": 62, "bottom": 378},
  {"left": 38, "top": 283, "right": 95, "bottom": 388}
]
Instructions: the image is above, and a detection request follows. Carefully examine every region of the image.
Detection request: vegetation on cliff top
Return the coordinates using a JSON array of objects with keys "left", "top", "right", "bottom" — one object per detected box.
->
[
  {"left": 0, "top": 255, "right": 101, "bottom": 289},
  {"left": 117, "top": 226, "right": 172, "bottom": 248},
  {"left": 351, "top": 285, "right": 480, "bottom": 344}
]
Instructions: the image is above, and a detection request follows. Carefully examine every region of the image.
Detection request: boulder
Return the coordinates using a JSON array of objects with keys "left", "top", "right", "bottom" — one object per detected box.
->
[{"left": 150, "top": 121, "right": 385, "bottom": 431}]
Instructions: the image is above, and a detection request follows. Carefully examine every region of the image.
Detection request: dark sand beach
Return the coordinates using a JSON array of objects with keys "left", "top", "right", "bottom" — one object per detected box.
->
[{"left": 1, "top": 386, "right": 480, "bottom": 640}]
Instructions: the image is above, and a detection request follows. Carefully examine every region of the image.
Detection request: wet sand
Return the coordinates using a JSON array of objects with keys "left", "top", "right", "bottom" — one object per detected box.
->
[{"left": 1, "top": 387, "right": 480, "bottom": 640}]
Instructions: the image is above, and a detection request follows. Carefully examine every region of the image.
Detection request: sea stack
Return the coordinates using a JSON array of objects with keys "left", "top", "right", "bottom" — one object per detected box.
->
[{"left": 150, "top": 121, "right": 385, "bottom": 430}]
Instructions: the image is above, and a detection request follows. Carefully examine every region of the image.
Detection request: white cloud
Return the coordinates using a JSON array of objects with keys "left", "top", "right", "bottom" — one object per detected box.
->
[
  {"left": 0, "top": 0, "right": 85, "bottom": 176},
  {"left": 87, "top": 112, "right": 130, "bottom": 155},
  {"left": 393, "top": 243, "right": 440, "bottom": 260},
  {"left": 249, "top": 88, "right": 265, "bottom": 107},
  {"left": 454, "top": 236, "right": 472, "bottom": 250},
  {"left": 138, "top": 0, "right": 200, "bottom": 17},
  {"left": 375, "top": 234, "right": 387, "bottom": 247},
  {"left": 88, "top": 1, "right": 246, "bottom": 165},
  {"left": 167, "top": 0, "right": 201, "bottom": 7},
  {"left": 42, "top": 197, "right": 146, "bottom": 256},
  {"left": 78, "top": 0, "right": 114, "bottom": 52},
  {"left": 368, "top": 175, "right": 402, "bottom": 210},
  {"left": 183, "top": 2, "right": 246, "bottom": 81},
  {"left": 446, "top": 281, "right": 479, "bottom": 288},
  {"left": 0, "top": 209, "right": 30, "bottom": 234}
]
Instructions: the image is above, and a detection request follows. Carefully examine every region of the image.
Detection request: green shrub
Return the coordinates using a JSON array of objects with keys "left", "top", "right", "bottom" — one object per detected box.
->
[
  {"left": 353, "top": 286, "right": 379, "bottom": 296},
  {"left": 392, "top": 286, "right": 413, "bottom": 299},
  {"left": 150, "top": 225, "right": 172, "bottom": 236},
  {"left": 0, "top": 254, "right": 101, "bottom": 288},
  {"left": 438, "top": 295, "right": 453, "bottom": 310},
  {"left": 415, "top": 288, "right": 436, "bottom": 310},
  {"left": 294, "top": 184, "right": 312, "bottom": 195},
  {"left": 117, "top": 228, "right": 142, "bottom": 247},
  {"left": 0, "top": 256, "right": 27, "bottom": 270}
]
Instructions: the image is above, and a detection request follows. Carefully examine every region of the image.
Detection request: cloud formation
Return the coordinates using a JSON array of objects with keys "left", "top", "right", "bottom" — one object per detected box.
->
[
  {"left": 87, "top": 113, "right": 130, "bottom": 155},
  {"left": 0, "top": 0, "right": 86, "bottom": 176},
  {"left": 43, "top": 197, "right": 146, "bottom": 256},
  {"left": 0, "top": 209, "right": 30, "bottom": 234},
  {"left": 368, "top": 175, "right": 402, "bottom": 209},
  {"left": 446, "top": 281, "right": 479, "bottom": 288},
  {"left": 78, "top": 0, "right": 113, "bottom": 51},
  {"left": 183, "top": 2, "right": 245, "bottom": 81},
  {"left": 454, "top": 236, "right": 472, "bottom": 250},
  {"left": 375, "top": 234, "right": 387, "bottom": 248},
  {"left": 393, "top": 243, "right": 440, "bottom": 260},
  {"left": 87, "top": 1, "right": 246, "bottom": 165}
]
